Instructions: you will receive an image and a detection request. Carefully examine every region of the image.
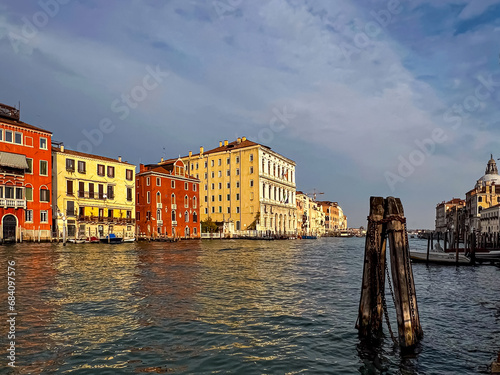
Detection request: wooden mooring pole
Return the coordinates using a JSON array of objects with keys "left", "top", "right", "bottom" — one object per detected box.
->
[
  {"left": 356, "top": 197, "right": 386, "bottom": 337},
  {"left": 357, "top": 196, "right": 423, "bottom": 349}
]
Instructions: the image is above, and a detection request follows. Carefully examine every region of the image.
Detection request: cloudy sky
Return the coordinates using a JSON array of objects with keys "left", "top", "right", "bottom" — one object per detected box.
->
[{"left": 1, "top": 0, "right": 499, "bottom": 228}]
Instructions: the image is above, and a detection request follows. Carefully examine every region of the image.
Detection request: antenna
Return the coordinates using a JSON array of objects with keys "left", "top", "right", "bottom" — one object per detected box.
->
[{"left": 306, "top": 189, "right": 324, "bottom": 201}]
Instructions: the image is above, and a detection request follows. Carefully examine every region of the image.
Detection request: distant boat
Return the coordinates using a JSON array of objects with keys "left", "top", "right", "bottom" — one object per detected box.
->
[
  {"left": 301, "top": 235, "right": 317, "bottom": 239},
  {"left": 67, "top": 238, "right": 86, "bottom": 244},
  {"left": 123, "top": 237, "right": 136, "bottom": 243},
  {"left": 339, "top": 230, "right": 354, "bottom": 237},
  {"left": 475, "top": 251, "right": 500, "bottom": 264},
  {"left": 100, "top": 233, "right": 123, "bottom": 244},
  {"left": 410, "top": 250, "right": 471, "bottom": 265}
]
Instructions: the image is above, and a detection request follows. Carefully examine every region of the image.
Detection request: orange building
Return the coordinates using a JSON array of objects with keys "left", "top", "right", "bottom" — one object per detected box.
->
[
  {"left": 0, "top": 103, "right": 52, "bottom": 241},
  {"left": 136, "top": 159, "right": 200, "bottom": 238}
]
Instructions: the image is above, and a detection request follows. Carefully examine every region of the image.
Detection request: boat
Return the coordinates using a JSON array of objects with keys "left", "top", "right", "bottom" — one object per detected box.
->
[
  {"left": 339, "top": 230, "right": 354, "bottom": 237},
  {"left": 475, "top": 250, "right": 500, "bottom": 264},
  {"left": 86, "top": 236, "right": 100, "bottom": 243},
  {"left": 410, "top": 250, "right": 471, "bottom": 265},
  {"left": 100, "top": 233, "right": 123, "bottom": 244},
  {"left": 301, "top": 235, "right": 317, "bottom": 239},
  {"left": 123, "top": 237, "right": 136, "bottom": 243},
  {"left": 67, "top": 238, "right": 86, "bottom": 244}
]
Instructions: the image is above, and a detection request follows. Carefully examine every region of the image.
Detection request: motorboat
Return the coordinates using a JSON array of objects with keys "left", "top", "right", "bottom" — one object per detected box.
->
[{"left": 410, "top": 250, "right": 471, "bottom": 265}]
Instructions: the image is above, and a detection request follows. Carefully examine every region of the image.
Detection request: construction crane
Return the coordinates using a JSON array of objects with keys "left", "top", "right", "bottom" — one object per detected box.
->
[{"left": 306, "top": 189, "right": 324, "bottom": 202}]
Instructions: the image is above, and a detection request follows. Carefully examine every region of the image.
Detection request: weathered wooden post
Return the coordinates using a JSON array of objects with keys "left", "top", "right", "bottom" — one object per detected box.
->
[
  {"left": 356, "top": 197, "right": 387, "bottom": 337},
  {"left": 386, "top": 197, "right": 423, "bottom": 348},
  {"left": 444, "top": 232, "right": 447, "bottom": 252}
]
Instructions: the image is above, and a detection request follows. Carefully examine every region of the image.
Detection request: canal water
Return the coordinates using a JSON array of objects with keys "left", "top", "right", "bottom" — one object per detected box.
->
[{"left": 0, "top": 238, "right": 498, "bottom": 374}]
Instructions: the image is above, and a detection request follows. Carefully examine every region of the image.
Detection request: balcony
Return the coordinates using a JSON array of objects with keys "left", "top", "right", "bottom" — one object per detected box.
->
[
  {"left": 171, "top": 204, "right": 177, "bottom": 210},
  {"left": 172, "top": 220, "right": 177, "bottom": 226},
  {"left": 157, "top": 203, "right": 163, "bottom": 209},
  {"left": 157, "top": 220, "right": 163, "bottom": 226},
  {"left": 77, "top": 215, "right": 136, "bottom": 224},
  {"left": 0, "top": 199, "right": 26, "bottom": 209}
]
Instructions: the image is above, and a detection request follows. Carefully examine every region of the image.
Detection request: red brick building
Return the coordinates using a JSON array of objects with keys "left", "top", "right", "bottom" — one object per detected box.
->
[
  {"left": 0, "top": 103, "right": 52, "bottom": 241},
  {"left": 136, "top": 158, "right": 200, "bottom": 238}
]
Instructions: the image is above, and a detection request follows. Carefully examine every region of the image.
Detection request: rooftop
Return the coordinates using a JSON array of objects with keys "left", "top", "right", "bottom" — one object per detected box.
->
[{"left": 52, "top": 145, "right": 133, "bottom": 165}]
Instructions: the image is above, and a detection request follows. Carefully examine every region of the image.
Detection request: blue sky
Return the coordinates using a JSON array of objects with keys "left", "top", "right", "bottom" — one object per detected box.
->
[{"left": 0, "top": 0, "right": 499, "bottom": 228}]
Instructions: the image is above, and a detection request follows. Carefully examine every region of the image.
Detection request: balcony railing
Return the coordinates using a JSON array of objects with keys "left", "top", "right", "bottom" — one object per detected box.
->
[
  {"left": 75, "top": 191, "right": 111, "bottom": 200},
  {"left": 76, "top": 215, "right": 135, "bottom": 224},
  {"left": 171, "top": 204, "right": 177, "bottom": 210},
  {"left": 0, "top": 199, "right": 26, "bottom": 209}
]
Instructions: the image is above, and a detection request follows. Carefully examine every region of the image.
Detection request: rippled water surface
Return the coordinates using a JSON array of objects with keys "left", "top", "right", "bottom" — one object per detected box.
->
[{"left": 0, "top": 238, "right": 499, "bottom": 374}]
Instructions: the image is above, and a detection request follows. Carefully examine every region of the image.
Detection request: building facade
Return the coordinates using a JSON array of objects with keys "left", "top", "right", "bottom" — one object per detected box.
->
[
  {"left": 479, "top": 204, "right": 500, "bottom": 234},
  {"left": 136, "top": 159, "right": 200, "bottom": 238},
  {"left": 465, "top": 156, "right": 500, "bottom": 232},
  {"left": 52, "top": 145, "right": 136, "bottom": 239},
  {"left": 171, "top": 137, "right": 297, "bottom": 236},
  {"left": 435, "top": 198, "right": 465, "bottom": 233},
  {"left": 296, "top": 192, "right": 325, "bottom": 237},
  {"left": 0, "top": 103, "right": 52, "bottom": 241}
]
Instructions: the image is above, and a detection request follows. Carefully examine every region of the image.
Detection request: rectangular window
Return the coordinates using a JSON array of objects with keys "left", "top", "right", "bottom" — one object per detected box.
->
[
  {"left": 171, "top": 180, "right": 175, "bottom": 188},
  {"left": 236, "top": 181, "right": 240, "bottom": 188},
  {"left": 250, "top": 166, "right": 254, "bottom": 174},
  {"left": 26, "top": 158, "right": 33, "bottom": 174},
  {"left": 205, "top": 208, "right": 208, "bottom": 214},
  {"left": 107, "top": 185, "right": 114, "bottom": 199},
  {"left": 0, "top": 130, "right": 2, "bottom": 141},
  {"left": 147, "top": 191, "right": 150, "bottom": 204},
  {"left": 250, "top": 154, "right": 254, "bottom": 162},
  {"left": 127, "top": 187, "right": 133, "bottom": 201},
  {"left": 78, "top": 161, "right": 86, "bottom": 174},
  {"left": 40, "top": 210, "right": 48, "bottom": 223},
  {"left": 108, "top": 209, "right": 113, "bottom": 218},
  {"left": 218, "top": 183, "right": 222, "bottom": 189},
  {"left": 97, "top": 164, "right": 105, "bottom": 176},
  {"left": 66, "top": 158, "right": 75, "bottom": 172},
  {"left": 204, "top": 161, "right": 208, "bottom": 168},
  {"left": 156, "top": 177, "right": 161, "bottom": 186},
  {"left": 67, "top": 201, "right": 75, "bottom": 217},
  {"left": 25, "top": 210, "right": 33, "bottom": 222},
  {"left": 14, "top": 132, "right": 22, "bottom": 144},
  {"left": 89, "top": 183, "right": 95, "bottom": 199},
  {"left": 236, "top": 193, "right": 240, "bottom": 201},
  {"left": 226, "top": 170, "right": 230, "bottom": 176},
  {"left": 40, "top": 137, "right": 47, "bottom": 149},
  {"left": 227, "top": 158, "right": 230, "bottom": 164},
  {"left": 227, "top": 207, "right": 231, "bottom": 214},
  {"left": 15, "top": 187, "right": 23, "bottom": 199},
  {"left": 193, "top": 184, "right": 197, "bottom": 192},
  {"left": 250, "top": 180, "right": 254, "bottom": 187},
  {"left": 126, "top": 169, "right": 133, "bottom": 181},
  {"left": 146, "top": 177, "right": 150, "bottom": 186},
  {"left": 204, "top": 196, "right": 207, "bottom": 202},
  {"left": 107, "top": 166, "right": 115, "bottom": 178},
  {"left": 204, "top": 184, "right": 208, "bottom": 191},
  {"left": 211, "top": 183, "right": 215, "bottom": 190},
  {"left": 79, "top": 182, "right": 85, "bottom": 198},
  {"left": 218, "top": 159, "right": 221, "bottom": 166},
  {"left": 219, "top": 206, "right": 222, "bottom": 213},
  {"left": 24, "top": 136, "right": 33, "bottom": 147},
  {"left": 204, "top": 172, "right": 208, "bottom": 179},
  {"left": 211, "top": 160, "right": 214, "bottom": 167},
  {"left": 227, "top": 194, "right": 230, "bottom": 201},
  {"left": 236, "top": 207, "right": 240, "bottom": 214},
  {"left": 227, "top": 182, "right": 230, "bottom": 189},
  {"left": 211, "top": 195, "right": 215, "bottom": 202},
  {"left": 40, "top": 189, "right": 50, "bottom": 202},
  {"left": 5, "top": 187, "right": 13, "bottom": 199},
  {"left": 98, "top": 184, "right": 104, "bottom": 199},
  {"left": 5, "top": 131, "right": 12, "bottom": 142},
  {"left": 211, "top": 172, "right": 215, "bottom": 178},
  {"left": 185, "top": 182, "right": 188, "bottom": 190},
  {"left": 236, "top": 156, "right": 240, "bottom": 164},
  {"left": 250, "top": 192, "right": 254, "bottom": 200},
  {"left": 218, "top": 194, "right": 222, "bottom": 201},
  {"left": 67, "top": 180, "right": 74, "bottom": 195},
  {"left": 218, "top": 171, "right": 222, "bottom": 178},
  {"left": 211, "top": 207, "right": 215, "bottom": 213},
  {"left": 196, "top": 162, "right": 199, "bottom": 170},
  {"left": 25, "top": 187, "right": 33, "bottom": 201},
  {"left": 236, "top": 169, "right": 240, "bottom": 176}
]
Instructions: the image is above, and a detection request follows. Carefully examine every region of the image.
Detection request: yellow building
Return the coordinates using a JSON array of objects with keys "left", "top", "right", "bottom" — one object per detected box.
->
[
  {"left": 296, "top": 192, "right": 325, "bottom": 237},
  {"left": 466, "top": 155, "right": 500, "bottom": 231},
  {"left": 52, "top": 145, "right": 136, "bottom": 239},
  {"left": 169, "top": 137, "right": 296, "bottom": 236}
]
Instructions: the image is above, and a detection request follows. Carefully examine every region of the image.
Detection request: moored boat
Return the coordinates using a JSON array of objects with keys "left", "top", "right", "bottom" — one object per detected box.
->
[
  {"left": 410, "top": 250, "right": 471, "bottom": 265},
  {"left": 100, "top": 233, "right": 123, "bottom": 244}
]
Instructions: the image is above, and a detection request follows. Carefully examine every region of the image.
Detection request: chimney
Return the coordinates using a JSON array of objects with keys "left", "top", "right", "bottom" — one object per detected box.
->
[
  {"left": 60, "top": 145, "right": 64, "bottom": 152},
  {"left": 200, "top": 146, "right": 204, "bottom": 156},
  {"left": 219, "top": 141, "right": 223, "bottom": 147},
  {"left": 189, "top": 151, "right": 192, "bottom": 157},
  {"left": 237, "top": 137, "right": 241, "bottom": 144},
  {"left": 160, "top": 157, "right": 164, "bottom": 162},
  {"left": 224, "top": 140, "right": 228, "bottom": 146},
  {"left": 242, "top": 136, "right": 246, "bottom": 142},
  {"left": 139, "top": 163, "right": 145, "bottom": 173},
  {"left": 118, "top": 156, "right": 122, "bottom": 162}
]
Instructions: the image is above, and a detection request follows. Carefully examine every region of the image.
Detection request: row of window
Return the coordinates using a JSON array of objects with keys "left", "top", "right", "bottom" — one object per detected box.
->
[
  {"left": 65, "top": 158, "right": 134, "bottom": 180},
  {"left": 261, "top": 159, "right": 293, "bottom": 181},
  {"left": 0, "top": 130, "right": 48, "bottom": 150},
  {"left": 187, "top": 154, "right": 254, "bottom": 171},
  {"left": 204, "top": 181, "right": 250, "bottom": 190},
  {"left": 203, "top": 206, "right": 245, "bottom": 215},
  {"left": 205, "top": 193, "right": 245, "bottom": 202},
  {"left": 65, "top": 203, "right": 133, "bottom": 219},
  {"left": 66, "top": 180, "right": 133, "bottom": 201},
  {"left": 202, "top": 168, "right": 253, "bottom": 180},
  {"left": 144, "top": 176, "right": 196, "bottom": 191},
  {"left": 145, "top": 192, "right": 197, "bottom": 208},
  {"left": 140, "top": 210, "right": 198, "bottom": 223},
  {"left": 0, "top": 186, "right": 50, "bottom": 202},
  {"left": 25, "top": 210, "right": 49, "bottom": 223}
]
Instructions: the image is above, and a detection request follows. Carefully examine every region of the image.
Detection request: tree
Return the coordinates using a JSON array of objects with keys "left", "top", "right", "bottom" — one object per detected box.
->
[{"left": 201, "top": 216, "right": 218, "bottom": 233}]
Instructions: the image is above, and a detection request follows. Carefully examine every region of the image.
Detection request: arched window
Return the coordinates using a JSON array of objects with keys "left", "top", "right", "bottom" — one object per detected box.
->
[
  {"left": 185, "top": 211, "right": 189, "bottom": 222},
  {"left": 157, "top": 209, "right": 161, "bottom": 221},
  {"left": 156, "top": 191, "right": 161, "bottom": 202},
  {"left": 193, "top": 212, "right": 198, "bottom": 223},
  {"left": 171, "top": 193, "right": 175, "bottom": 204},
  {"left": 193, "top": 196, "right": 197, "bottom": 209},
  {"left": 185, "top": 226, "right": 190, "bottom": 237},
  {"left": 184, "top": 195, "right": 189, "bottom": 208},
  {"left": 172, "top": 210, "right": 176, "bottom": 221}
]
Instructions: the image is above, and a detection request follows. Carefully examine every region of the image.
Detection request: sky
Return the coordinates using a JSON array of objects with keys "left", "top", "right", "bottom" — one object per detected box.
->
[{"left": 0, "top": 0, "right": 499, "bottom": 229}]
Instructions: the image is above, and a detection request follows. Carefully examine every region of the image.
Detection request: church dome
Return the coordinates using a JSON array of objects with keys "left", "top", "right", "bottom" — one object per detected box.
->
[{"left": 476, "top": 154, "right": 500, "bottom": 186}]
